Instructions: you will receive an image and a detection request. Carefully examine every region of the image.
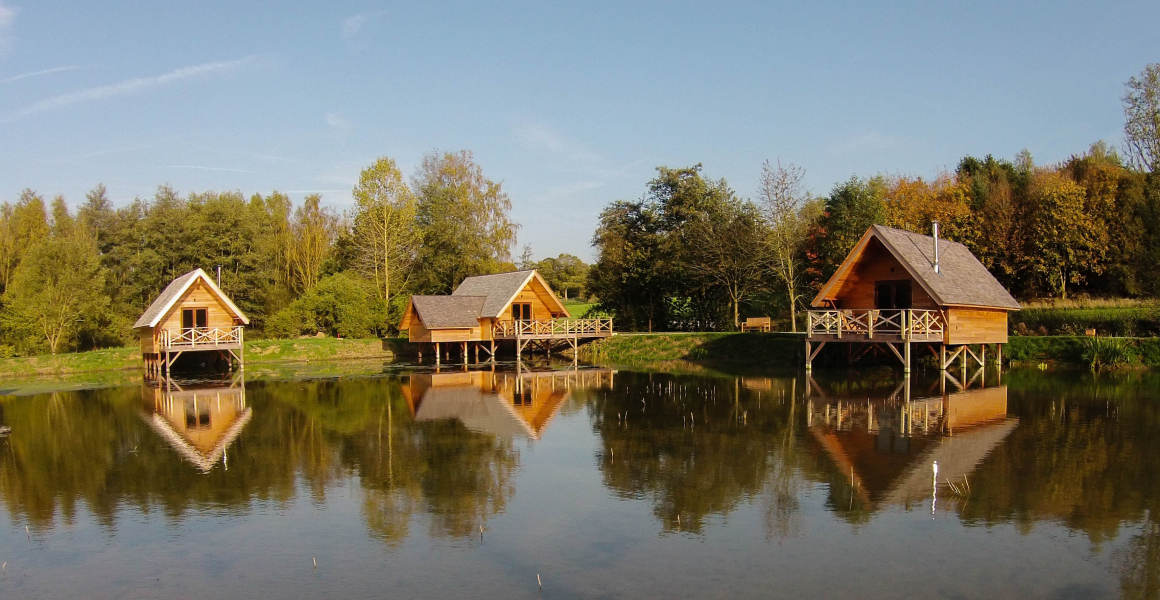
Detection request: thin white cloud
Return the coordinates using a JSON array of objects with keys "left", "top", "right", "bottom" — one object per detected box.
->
[
  {"left": 325, "top": 112, "right": 350, "bottom": 132},
  {"left": 8, "top": 56, "right": 259, "bottom": 120},
  {"left": 340, "top": 10, "right": 386, "bottom": 40},
  {"left": 0, "top": 65, "right": 80, "bottom": 84},
  {"left": 149, "top": 165, "right": 255, "bottom": 173},
  {"left": 0, "top": 1, "right": 16, "bottom": 54},
  {"left": 515, "top": 122, "right": 602, "bottom": 164},
  {"left": 341, "top": 15, "right": 365, "bottom": 39}
]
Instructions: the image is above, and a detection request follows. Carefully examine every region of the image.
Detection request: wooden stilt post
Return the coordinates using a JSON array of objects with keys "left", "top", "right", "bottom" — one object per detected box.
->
[
  {"left": 997, "top": 343, "right": 1002, "bottom": 368},
  {"left": 475, "top": 343, "right": 479, "bottom": 363},
  {"left": 462, "top": 341, "right": 467, "bottom": 364},
  {"left": 805, "top": 340, "right": 812, "bottom": 372},
  {"left": 435, "top": 342, "right": 441, "bottom": 367},
  {"left": 940, "top": 345, "right": 947, "bottom": 371},
  {"left": 981, "top": 344, "right": 986, "bottom": 369},
  {"left": 904, "top": 341, "right": 911, "bottom": 374},
  {"left": 960, "top": 345, "right": 967, "bottom": 372},
  {"left": 491, "top": 340, "right": 496, "bottom": 362}
]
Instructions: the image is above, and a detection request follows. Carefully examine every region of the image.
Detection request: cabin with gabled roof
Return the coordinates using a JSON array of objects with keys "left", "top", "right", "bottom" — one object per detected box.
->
[
  {"left": 806, "top": 224, "right": 1020, "bottom": 373},
  {"left": 134, "top": 268, "right": 249, "bottom": 376},
  {"left": 400, "top": 270, "right": 613, "bottom": 363}
]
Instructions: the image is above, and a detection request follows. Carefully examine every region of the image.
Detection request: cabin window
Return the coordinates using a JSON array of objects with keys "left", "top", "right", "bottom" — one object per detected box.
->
[
  {"left": 874, "top": 281, "right": 912, "bottom": 310},
  {"left": 182, "top": 308, "right": 208, "bottom": 330},
  {"left": 511, "top": 303, "right": 532, "bottom": 321}
]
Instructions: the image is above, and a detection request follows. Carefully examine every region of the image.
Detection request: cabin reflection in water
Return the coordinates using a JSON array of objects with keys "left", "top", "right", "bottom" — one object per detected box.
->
[
  {"left": 403, "top": 368, "right": 615, "bottom": 439},
  {"left": 141, "top": 377, "right": 251, "bottom": 472},
  {"left": 807, "top": 375, "right": 1016, "bottom": 509}
]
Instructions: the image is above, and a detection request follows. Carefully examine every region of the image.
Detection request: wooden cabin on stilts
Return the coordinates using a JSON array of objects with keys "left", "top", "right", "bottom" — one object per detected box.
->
[
  {"left": 805, "top": 224, "right": 1020, "bottom": 374},
  {"left": 135, "top": 268, "right": 249, "bottom": 377},
  {"left": 400, "top": 269, "right": 613, "bottom": 365}
]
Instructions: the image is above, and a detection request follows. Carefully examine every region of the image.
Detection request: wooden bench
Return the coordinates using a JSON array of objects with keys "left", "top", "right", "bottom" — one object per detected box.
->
[{"left": 741, "top": 317, "right": 771, "bottom": 332}]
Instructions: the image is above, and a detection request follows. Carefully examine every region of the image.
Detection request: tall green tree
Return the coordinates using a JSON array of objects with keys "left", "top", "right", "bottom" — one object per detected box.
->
[
  {"left": 1, "top": 229, "right": 107, "bottom": 354},
  {"left": 349, "top": 157, "right": 418, "bottom": 312},
  {"left": 412, "top": 150, "right": 517, "bottom": 293}
]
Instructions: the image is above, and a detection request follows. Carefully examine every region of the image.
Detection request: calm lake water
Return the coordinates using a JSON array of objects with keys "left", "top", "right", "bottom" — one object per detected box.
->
[{"left": 1, "top": 362, "right": 1158, "bottom": 599}]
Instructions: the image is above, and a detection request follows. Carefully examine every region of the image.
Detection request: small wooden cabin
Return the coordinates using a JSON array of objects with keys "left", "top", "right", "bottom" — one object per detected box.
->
[
  {"left": 134, "top": 268, "right": 249, "bottom": 375},
  {"left": 806, "top": 225, "right": 1020, "bottom": 372},
  {"left": 400, "top": 270, "right": 613, "bottom": 363}
]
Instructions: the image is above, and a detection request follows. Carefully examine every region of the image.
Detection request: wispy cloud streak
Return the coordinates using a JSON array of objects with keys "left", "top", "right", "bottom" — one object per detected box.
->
[
  {"left": 9, "top": 56, "right": 258, "bottom": 119},
  {"left": 149, "top": 165, "right": 255, "bottom": 173},
  {"left": 0, "top": 65, "right": 80, "bottom": 84}
]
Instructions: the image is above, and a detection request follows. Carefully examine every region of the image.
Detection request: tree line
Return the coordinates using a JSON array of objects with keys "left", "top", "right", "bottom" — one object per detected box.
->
[
  {"left": 590, "top": 64, "right": 1160, "bottom": 331},
  {"left": 0, "top": 151, "right": 582, "bottom": 356}
]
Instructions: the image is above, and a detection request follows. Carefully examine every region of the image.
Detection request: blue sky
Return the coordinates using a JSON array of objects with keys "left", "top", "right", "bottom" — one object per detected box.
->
[{"left": 1, "top": 1, "right": 1156, "bottom": 261}]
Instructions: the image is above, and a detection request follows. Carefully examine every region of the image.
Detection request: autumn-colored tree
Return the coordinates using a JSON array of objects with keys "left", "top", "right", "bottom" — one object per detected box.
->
[{"left": 1024, "top": 171, "right": 1108, "bottom": 298}]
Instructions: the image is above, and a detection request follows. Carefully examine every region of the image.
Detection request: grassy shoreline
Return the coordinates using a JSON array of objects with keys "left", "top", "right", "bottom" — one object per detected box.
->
[
  {"left": 0, "top": 337, "right": 401, "bottom": 380},
  {"left": 5, "top": 332, "right": 1159, "bottom": 383}
]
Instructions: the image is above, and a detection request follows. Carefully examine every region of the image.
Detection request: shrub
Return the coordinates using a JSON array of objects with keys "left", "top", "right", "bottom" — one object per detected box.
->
[
  {"left": 266, "top": 272, "right": 385, "bottom": 339},
  {"left": 1081, "top": 337, "right": 1135, "bottom": 372}
]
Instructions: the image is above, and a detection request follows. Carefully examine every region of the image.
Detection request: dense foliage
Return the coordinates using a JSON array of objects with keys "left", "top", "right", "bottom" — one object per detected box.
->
[{"left": 0, "top": 151, "right": 522, "bottom": 355}]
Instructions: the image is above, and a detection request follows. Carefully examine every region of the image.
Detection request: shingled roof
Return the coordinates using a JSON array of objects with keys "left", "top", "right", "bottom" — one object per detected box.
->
[
  {"left": 452, "top": 270, "right": 534, "bottom": 318},
  {"left": 814, "top": 225, "right": 1021, "bottom": 310},
  {"left": 410, "top": 296, "right": 487, "bottom": 328},
  {"left": 133, "top": 268, "right": 250, "bottom": 329},
  {"left": 452, "top": 270, "right": 568, "bottom": 318}
]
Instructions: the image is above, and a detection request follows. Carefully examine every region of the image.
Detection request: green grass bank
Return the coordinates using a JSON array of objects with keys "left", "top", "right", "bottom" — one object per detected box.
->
[
  {"left": 583, "top": 332, "right": 1160, "bottom": 371},
  {"left": 581, "top": 332, "right": 804, "bottom": 366},
  {"left": 0, "top": 337, "right": 401, "bottom": 379}
]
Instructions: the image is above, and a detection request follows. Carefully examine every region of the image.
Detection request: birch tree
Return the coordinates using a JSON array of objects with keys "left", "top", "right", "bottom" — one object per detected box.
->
[
  {"left": 757, "top": 160, "right": 809, "bottom": 332},
  {"left": 1123, "top": 63, "right": 1160, "bottom": 173},
  {"left": 289, "top": 194, "right": 337, "bottom": 293},
  {"left": 350, "top": 157, "right": 418, "bottom": 308}
]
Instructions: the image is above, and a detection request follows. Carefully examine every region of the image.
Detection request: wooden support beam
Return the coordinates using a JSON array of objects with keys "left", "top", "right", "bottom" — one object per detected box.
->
[{"left": 435, "top": 342, "right": 441, "bottom": 367}]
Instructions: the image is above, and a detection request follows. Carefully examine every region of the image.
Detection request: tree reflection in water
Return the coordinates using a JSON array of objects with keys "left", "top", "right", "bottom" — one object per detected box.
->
[{"left": 2, "top": 366, "right": 1160, "bottom": 594}]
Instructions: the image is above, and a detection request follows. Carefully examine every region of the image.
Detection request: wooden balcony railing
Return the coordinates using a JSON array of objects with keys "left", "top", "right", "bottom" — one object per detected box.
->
[
  {"left": 161, "top": 326, "right": 244, "bottom": 349},
  {"left": 493, "top": 318, "right": 614, "bottom": 339},
  {"left": 807, "top": 309, "right": 943, "bottom": 341}
]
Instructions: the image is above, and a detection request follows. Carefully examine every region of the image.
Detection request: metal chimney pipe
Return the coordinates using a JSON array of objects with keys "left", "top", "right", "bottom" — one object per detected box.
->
[{"left": 932, "top": 222, "right": 940, "bottom": 274}]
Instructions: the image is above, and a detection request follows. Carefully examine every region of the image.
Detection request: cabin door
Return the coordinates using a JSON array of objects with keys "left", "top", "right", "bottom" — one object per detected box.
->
[
  {"left": 512, "top": 303, "right": 532, "bottom": 321},
  {"left": 874, "top": 281, "right": 912, "bottom": 310},
  {"left": 182, "top": 308, "right": 208, "bottom": 331}
]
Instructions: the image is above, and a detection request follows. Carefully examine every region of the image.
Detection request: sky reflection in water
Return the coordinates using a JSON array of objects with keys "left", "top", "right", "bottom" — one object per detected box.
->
[{"left": 0, "top": 364, "right": 1157, "bottom": 599}]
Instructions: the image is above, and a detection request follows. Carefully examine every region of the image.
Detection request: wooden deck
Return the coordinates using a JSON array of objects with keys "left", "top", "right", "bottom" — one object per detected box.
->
[
  {"left": 161, "top": 326, "right": 245, "bottom": 350},
  {"left": 145, "top": 326, "right": 245, "bottom": 377},
  {"left": 807, "top": 309, "right": 944, "bottom": 342},
  {"left": 492, "top": 318, "right": 614, "bottom": 340}
]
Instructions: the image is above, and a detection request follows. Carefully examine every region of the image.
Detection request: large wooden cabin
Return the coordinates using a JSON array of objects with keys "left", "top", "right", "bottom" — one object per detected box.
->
[
  {"left": 806, "top": 224, "right": 1020, "bottom": 373},
  {"left": 400, "top": 270, "right": 613, "bottom": 363},
  {"left": 134, "top": 268, "right": 249, "bottom": 375}
]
